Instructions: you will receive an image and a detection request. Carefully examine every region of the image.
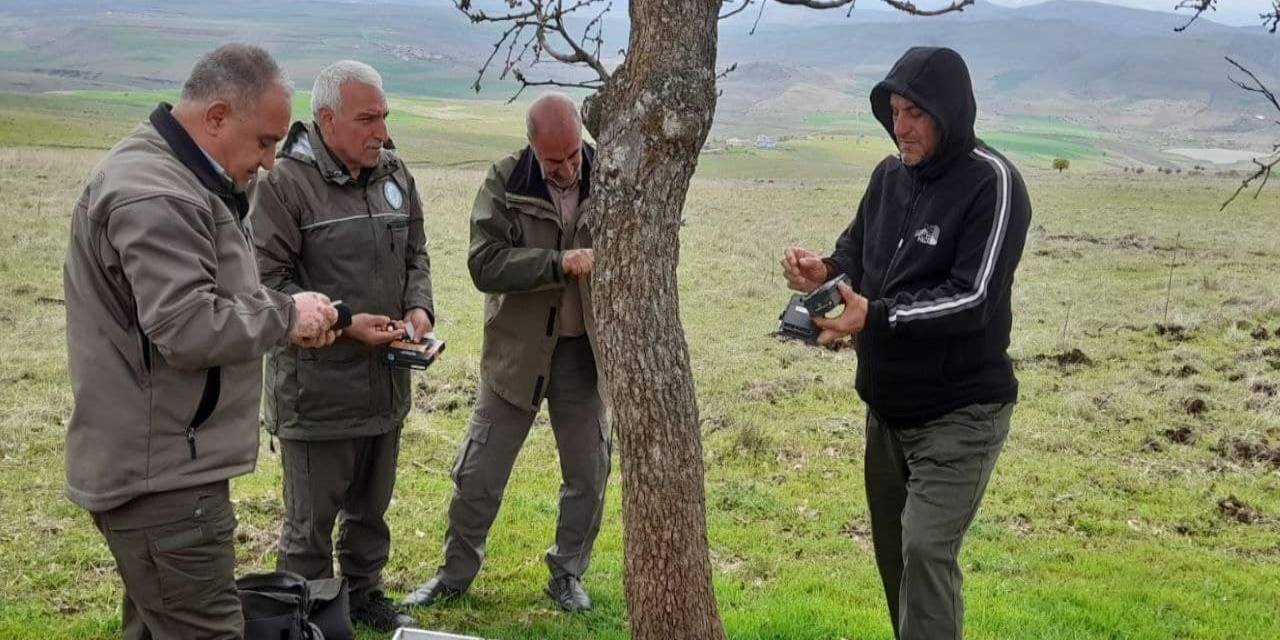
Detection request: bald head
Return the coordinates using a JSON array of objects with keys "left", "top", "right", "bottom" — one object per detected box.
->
[
  {"left": 526, "top": 92, "right": 583, "bottom": 189},
  {"left": 526, "top": 92, "right": 581, "bottom": 141}
]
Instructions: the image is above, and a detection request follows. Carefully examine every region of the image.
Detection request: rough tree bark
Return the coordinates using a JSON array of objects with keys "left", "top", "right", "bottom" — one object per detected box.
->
[{"left": 580, "top": 1, "right": 725, "bottom": 637}]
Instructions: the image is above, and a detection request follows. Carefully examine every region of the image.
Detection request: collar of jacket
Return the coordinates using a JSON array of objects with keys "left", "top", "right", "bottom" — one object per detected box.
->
[
  {"left": 149, "top": 102, "right": 248, "bottom": 217},
  {"left": 505, "top": 143, "right": 594, "bottom": 207},
  {"left": 278, "top": 120, "right": 401, "bottom": 186}
]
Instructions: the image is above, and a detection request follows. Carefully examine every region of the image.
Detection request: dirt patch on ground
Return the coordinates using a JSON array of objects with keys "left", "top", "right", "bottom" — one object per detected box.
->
[
  {"left": 1217, "top": 496, "right": 1273, "bottom": 525},
  {"left": 1019, "top": 348, "right": 1093, "bottom": 371},
  {"left": 1155, "top": 323, "right": 1192, "bottom": 342},
  {"left": 1213, "top": 435, "right": 1280, "bottom": 467},
  {"left": 1040, "top": 230, "right": 1157, "bottom": 251},
  {"left": 1181, "top": 396, "right": 1208, "bottom": 416},
  {"left": 742, "top": 375, "right": 823, "bottom": 404},
  {"left": 1162, "top": 425, "right": 1198, "bottom": 445},
  {"left": 414, "top": 378, "right": 478, "bottom": 414},
  {"left": 840, "top": 519, "right": 874, "bottom": 552}
]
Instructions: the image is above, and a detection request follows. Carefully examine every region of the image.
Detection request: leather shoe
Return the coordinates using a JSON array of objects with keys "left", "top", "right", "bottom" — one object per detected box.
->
[
  {"left": 546, "top": 575, "right": 592, "bottom": 613},
  {"left": 401, "top": 576, "right": 464, "bottom": 608}
]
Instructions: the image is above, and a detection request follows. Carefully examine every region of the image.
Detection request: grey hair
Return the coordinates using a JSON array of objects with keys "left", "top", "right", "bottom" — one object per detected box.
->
[
  {"left": 181, "top": 43, "right": 292, "bottom": 107},
  {"left": 311, "top": 60, "right": 384, "bottom": 118},
  {"left": 526, "top": 92, "right": 582, "bottom": 140}
]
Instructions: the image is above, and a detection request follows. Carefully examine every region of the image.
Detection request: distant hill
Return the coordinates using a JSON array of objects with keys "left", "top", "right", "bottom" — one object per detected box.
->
[{"left": 0, "top": 0, "right": 1276, "bottom": 140}]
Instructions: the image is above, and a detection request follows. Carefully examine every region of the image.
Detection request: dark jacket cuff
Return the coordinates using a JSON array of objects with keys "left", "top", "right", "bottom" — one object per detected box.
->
[{"left": 868, "top": 299, "right": 892, "bottom": 332}]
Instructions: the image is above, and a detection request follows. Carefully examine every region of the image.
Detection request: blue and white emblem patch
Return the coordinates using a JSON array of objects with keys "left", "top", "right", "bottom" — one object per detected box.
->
[{"left": 383, "top": 181, "right": 404, "bottom": 210}]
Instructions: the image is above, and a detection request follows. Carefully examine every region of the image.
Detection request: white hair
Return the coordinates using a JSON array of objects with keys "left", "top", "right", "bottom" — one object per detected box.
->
[
  {"left": 311, "top": 60, "right": 383, "bottom": 118},
  {"left": 526, "top": 92, "right": 582, "bottom": 140}
]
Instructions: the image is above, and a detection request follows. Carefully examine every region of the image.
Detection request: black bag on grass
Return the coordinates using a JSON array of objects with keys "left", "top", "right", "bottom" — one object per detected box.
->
[{"left": 236, "top": 571, "right": 354, "bottom": 640}]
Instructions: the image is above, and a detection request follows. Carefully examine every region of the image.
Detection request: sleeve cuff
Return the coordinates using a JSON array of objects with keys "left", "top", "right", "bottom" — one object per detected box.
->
[{"left": 868, "top": 299, "right": 892, "bottom": 332}]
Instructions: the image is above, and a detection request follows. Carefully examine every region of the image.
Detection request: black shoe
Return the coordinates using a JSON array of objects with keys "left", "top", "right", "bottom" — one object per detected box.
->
[
  {"left": 401, "top": 576, "right": 464, "bottom": 608},
  {"left": 545, "top": 575, "right": 592, "bottom": 613},
  {"left": 351, "top": 594, "right": 417, "bottom": 632}
]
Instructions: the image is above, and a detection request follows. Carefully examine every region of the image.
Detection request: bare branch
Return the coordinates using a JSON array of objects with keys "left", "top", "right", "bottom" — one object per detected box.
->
[
  {"left": 1218, "top": 57, "right": 1280, "bottom": 209},
  {"left": 716, "top": 62, "right": 738, "bottom": 80},
  {"left": 719, "top": 0, "right": 755, "bottom": 20},
  {"left": 770, "top": 0, "right": 973, "bottom": 16},
  {"left": 750, "top": 0, "right": 768, "bottom": 34},
  {"left": 1225, "top": 57, "right": 1280, "bottom": 123},
  {"left": 505, "top": 68, "right": 604, "bottom": 103},
  {"left": 454, "top": 0, "right": 612, "bottom": 98},
  {"left": 1263, "top": 0, "right": 1279, "bottom": 33},
  {"left": 1173, "top": 0, "right": 1215, "bottom": 32},
  {"left": 1220, "top": 154, "right": 1279, "bottom": 210}
]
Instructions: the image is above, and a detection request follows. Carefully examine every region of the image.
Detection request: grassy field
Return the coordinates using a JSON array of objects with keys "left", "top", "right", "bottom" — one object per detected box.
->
[{"left": 0, "top": 91, "right": 1277, "bottom": 639}]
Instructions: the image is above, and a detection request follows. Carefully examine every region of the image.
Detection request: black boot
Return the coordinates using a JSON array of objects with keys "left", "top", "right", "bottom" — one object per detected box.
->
[
  {"left": 545, "top": 575, "right": 592, "bottom": 613},
  {"left": 351, "top": 593, "right": 417, "bottom": 632}
]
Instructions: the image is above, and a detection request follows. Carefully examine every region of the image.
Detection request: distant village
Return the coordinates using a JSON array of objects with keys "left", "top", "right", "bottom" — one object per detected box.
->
[{"left": 703, "top": 134, "right": 778, "bottom": 152}]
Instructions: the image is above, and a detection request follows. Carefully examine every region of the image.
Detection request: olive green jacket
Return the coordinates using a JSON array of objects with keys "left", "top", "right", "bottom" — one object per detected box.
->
[
  {"left": 469, "top": 145, "right": 599, "bottom": 409},
  {"left": 252, "top": 122, "right": 433, "bottom": 440}
]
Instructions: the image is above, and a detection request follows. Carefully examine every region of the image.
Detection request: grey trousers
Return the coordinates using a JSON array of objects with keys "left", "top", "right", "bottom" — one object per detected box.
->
[
  {"left": 438, "top": 336, "right": 610, "bottom": 589},
  {"left": 276, "top": 428, "right": 401, "bottom": 607},
  {"left": 865, "top": 402, "right": 1012, "bottom": 640},
  {"left": 93, "top": 481, "right": 242, "bottom": 640}
]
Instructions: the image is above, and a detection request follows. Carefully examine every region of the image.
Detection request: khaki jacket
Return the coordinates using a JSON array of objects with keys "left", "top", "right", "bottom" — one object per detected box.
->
[
  {"left": 252, "top": 122, "right": 433, "bottom": 440},
  {"left": 63, "top": 104, "right": 293, "bottom": 512},
  {"left": 468, "top": 145, "right": 599, "bottom": 409}
]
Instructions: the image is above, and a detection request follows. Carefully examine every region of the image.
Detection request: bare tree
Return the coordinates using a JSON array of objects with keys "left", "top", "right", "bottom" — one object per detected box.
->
[
  {"left": 450, "top": 0, "right": 968, "bottom": 637},
  {"left": 1175, "top": 0, "right": 1280, "bottom": 209}
]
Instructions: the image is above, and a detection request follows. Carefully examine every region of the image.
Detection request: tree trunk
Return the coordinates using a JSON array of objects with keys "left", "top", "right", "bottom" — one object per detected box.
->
[{"left": 581, "top": 0, "right": 725, "bottom": 637}]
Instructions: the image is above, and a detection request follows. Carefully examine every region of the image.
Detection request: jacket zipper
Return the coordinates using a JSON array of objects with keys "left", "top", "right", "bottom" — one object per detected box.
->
[
  {"left": 367, "top": 182, "right": 395, "bottom": 412},
  {"left": 883, "top": 178, "right": 926, "bottom": 289}
]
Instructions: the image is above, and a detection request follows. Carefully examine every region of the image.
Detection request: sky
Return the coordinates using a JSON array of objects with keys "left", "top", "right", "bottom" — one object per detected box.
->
[{"left": 987, "top": 0, "right": 1277, "bottom": 26}]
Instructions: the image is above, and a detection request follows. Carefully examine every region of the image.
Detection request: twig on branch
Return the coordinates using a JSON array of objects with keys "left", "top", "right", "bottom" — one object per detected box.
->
[
  {"left": 1173, "top": 0, "right": 1215, "bottom": 32},
  {"left": 716, "top": 63, "right": 738, "bottom": 80},
  {"left": 456, "top": 0, "right": 613, "bottom": 97},
  {"left": 770, "top": 0, "right": 972, "bottom": 16},
  {"left": 750, "top": 0, "right": 768, "bottom": 34},
  {"left": 1219, "top": 56, "right": 1280, "bottom": 210},
  {"left": 720, "top": 0, "right": 755, "bottom": 20},
  {"left": 1263, "top": 0, "right": 1279, "bottom": 33}
]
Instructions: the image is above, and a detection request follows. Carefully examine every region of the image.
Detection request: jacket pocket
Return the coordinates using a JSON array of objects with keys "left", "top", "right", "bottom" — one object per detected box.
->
[
  {"left": 147, "top": 360, "right": 215, "bottom": 472},
  {"left": 386, "top": 217, "right": 409, "bottom": 261},
  {"left": 296, "top": 347, "right": 373, "bottom": 424}
]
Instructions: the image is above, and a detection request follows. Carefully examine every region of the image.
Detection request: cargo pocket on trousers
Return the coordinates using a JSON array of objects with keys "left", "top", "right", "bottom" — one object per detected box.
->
[
  {"left": 152, "top": 498, "right": 236, "bottom": 607},
  {"left": 452, "top": 417, "right": 492, "bottom": 497}
]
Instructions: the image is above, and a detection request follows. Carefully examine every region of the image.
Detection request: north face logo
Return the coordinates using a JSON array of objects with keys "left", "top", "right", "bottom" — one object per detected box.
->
[{"left": 914, "top": 224, "right": 941, "bottom": 246}]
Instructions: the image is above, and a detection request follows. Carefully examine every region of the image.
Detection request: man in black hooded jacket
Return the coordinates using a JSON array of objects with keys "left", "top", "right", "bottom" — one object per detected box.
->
[{"left": 782, "top": 47, "right": 1031, "bottom": 639}]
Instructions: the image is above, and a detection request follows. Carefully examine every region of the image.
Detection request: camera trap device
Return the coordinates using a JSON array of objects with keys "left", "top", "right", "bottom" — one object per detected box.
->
[
  {"left": 776, "top": 273, "right": 853, "bottom": 343},
  {"left": 802, "top": 273, "right": 851, "bottom": 317},
  {"left": 386, "top": 337, "right": 446, "bottom": 370}
]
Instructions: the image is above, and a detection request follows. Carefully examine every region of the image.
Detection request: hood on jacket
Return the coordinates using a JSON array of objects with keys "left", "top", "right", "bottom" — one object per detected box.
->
[
  {"left": 871, "top": 47, "right": 978, "bottom": 179},
  {"left": 278, "top": 120, "right": 400, "bottom": 185}
]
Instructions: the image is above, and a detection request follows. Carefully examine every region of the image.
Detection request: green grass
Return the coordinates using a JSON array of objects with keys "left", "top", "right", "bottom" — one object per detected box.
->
[{"left": 0, "top": 93, "right": 1277, "bottom": 639}]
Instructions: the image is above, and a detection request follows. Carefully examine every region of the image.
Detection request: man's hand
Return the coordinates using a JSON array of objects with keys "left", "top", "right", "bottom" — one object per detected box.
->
[
  {"left": 346, "top": 313, "right": 405, "bottom": 346},
  {"left": 561, "top": 249, "right": 594, "bottom": 278},
  {"left": 405, "top": 307, "right": 433, "bottom": 343},
  {"left": 289, "top": 292, "right": 339, "bottom": 347},
  {"left": 781, "top": 246, "right": 831, "bottom": 293},
  {"left": 812, "top": 282, "right": 868, "bottom": 346},
  {"left": 295, "top": 329, "right": 340, "bottom": 349}
]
